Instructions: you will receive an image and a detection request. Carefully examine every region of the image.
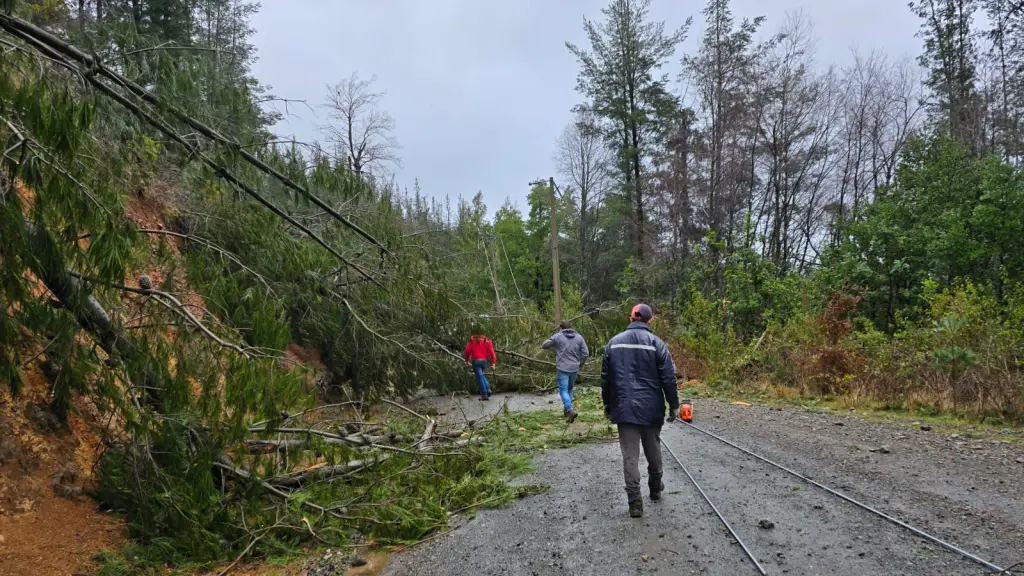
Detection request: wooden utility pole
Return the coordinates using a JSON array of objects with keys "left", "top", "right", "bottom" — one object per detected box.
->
[{"left": 549, "top": 177, "right": 562, "bottom": 322}]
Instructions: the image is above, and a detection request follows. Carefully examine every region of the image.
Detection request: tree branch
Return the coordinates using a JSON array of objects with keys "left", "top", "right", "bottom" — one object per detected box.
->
[
  {"left": 339, "top": 296, "right": 436, "bottom": 370},
  {"left": 124, "top": 43, "right": 219, "bottom": 57},
  {"left": 136, "top": 229, "right": 276, "bottom": 294},
  {"left": 380, "top": 399, "right": 430, "bottom": 422},
  {"left": 0, "top": 17, "right": 384, "bottom": 287},
  {"left": 0, "top": 15, "right": 390, "bottom": 256},
  {"left": 90, "top": 277, "right": 265, "bottom": 358}
]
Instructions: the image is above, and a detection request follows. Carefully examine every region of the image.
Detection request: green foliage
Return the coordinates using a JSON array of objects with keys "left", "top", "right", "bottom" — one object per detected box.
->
[
  {"left": 677, "top": 285, "right": 733, "bottom": 368},
  {"left": 6, "top": 3, "right": 1024, "bottom": 574},
  {"left": 0, "top": 32, "right": 135, "bottom": 419},
  {"left": 553, "top": 283, "right": 585, "bottom": 319},
  {"left": 723, "top": 244, "right": 804, "bottom": 341},
  {"left": 97, "top": 399, "right": 614, "bottom": 574},
  {"left": 670, "top": 135, "right": 1024, "bottom": 422},
  {"left": 1, "top": 2, "right": 330, "bottom": 564},
  {"left": 824, "top": 136, "right": 1024, "bottom": 330}
]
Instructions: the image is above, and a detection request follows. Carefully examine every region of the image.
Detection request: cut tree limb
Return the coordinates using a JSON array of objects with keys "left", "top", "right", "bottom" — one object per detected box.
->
[
  {"left": 451, "top": 437, "right": 486, "bottom": 447},
  {"left": 262, "top": 454, "right": 394, "bottom": 488},
  {"left": 416, "top": 419, "right": 437, "bottom": 452},
  {"left": 243, "top": 431, "right": 414, "bottom": 453}
]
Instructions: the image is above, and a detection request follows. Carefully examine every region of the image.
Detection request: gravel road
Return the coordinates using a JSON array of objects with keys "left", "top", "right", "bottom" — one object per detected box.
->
[{"left": 384, "top": 396, "right": 1024, "bottom": 576}]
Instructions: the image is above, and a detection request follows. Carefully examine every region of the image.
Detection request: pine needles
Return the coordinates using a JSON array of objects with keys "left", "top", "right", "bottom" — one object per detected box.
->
[{"left": 93, "top": 402, "right": 597, "bottom": 574}]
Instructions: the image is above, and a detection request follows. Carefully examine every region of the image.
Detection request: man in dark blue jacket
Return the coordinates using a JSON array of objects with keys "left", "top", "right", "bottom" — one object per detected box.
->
[{"left": 601, "top": 303, "right": 679, "bottom": 518}]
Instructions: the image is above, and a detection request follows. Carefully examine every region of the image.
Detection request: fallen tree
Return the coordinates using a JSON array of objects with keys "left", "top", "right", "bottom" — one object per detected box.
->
[{"left": 0, "top": 3, "right": 618, "bottom": 570}]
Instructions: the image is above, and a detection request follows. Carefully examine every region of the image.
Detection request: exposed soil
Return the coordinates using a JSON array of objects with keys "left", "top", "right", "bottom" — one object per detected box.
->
[
  {"left": 0, "top": 494, "right": 123, "bottom": 576},
  {"left": 384, "top": 397, "right": 1024, "bottom": 575},
  {"left": 0, "top": 362, "right": 126, "bottom": 576},
  {"left": 0, "top": 187, "right": 176, "bottom": 576},
  {"left": 223, "top": 550, "right": 395, "bottom": 576}
]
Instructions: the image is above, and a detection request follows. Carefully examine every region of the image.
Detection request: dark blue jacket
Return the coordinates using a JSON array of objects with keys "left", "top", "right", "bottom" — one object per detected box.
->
[{"left": 600, "top": 322, "right": 679, "bottom": 426}]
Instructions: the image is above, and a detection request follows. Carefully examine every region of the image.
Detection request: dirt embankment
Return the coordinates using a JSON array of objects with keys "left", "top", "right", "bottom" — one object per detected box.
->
[
  {"left": 0, "top": 362, "right": 125, "bottom": 576},
  {"left": 1, "top": 188, "right": 334, "bottom": 576},
  {"left": 1, "top": 192, "right": 178, "bottom": 575}
]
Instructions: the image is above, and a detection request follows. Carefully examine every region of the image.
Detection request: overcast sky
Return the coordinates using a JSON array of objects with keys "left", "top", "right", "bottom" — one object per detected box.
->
[{"left": 250, "top": 0, "right": 922, "bottom": 216}]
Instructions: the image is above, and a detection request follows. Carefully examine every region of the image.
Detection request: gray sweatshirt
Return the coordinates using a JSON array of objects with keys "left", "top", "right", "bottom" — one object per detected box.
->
[{"left": 542, "top": 329, "right": 590, "bottom": 373}]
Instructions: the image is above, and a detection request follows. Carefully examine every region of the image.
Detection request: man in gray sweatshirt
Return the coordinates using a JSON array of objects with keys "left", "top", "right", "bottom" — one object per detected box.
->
[{"left": 542, "top": 320, "right": 590, "bottom": 423}]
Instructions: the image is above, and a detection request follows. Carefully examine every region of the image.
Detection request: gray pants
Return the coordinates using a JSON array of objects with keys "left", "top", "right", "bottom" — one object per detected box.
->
[{"left": 617, "top": 423, "right": 663, "bottom": 500}]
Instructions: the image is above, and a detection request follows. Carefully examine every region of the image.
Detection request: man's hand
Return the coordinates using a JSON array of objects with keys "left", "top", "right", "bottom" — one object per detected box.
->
[{"left": 666, "top": 408, "right": 678, "bottom": 423}]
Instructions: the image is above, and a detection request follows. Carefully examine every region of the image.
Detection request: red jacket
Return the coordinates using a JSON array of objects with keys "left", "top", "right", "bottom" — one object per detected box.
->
[{"left": 464, "top": 335, "right": 497, "bottom": 364}]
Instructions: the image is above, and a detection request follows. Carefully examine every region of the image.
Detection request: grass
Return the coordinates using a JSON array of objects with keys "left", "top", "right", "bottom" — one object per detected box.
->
[
  {"left": 685, "top": 376, "right": 1023, "bottom": 442},
  {"left": 485, "top": 387, "right": 617, "bottom": 451}
]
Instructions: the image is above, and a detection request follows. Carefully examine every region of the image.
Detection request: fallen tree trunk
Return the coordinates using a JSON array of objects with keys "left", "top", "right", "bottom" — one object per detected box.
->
[
  {"left": 243, "top": 433, "right": 415, "bottom": 454},
  {"left": 451, "top": 437, "right": 486, "bottom": 447},
  {"left": 243, "top": 439, "right": 312, "bottom": 454},
  {"left": 265, "top": 453, "right": 394, "bottom": 488},
  {"left": 246, "top": 427, "right": 415, "bottom": 447},
  {"left": 18, "top": 220, "right": 164, "bottom": 409},
  {"left": 215, "top": 459, "right": 353, "bottom": 517}
]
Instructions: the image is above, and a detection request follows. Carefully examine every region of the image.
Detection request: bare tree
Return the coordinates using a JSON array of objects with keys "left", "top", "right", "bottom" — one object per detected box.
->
[
  {"left": 751, "top": 12, "right": 825, "bottom": 272},
  {"left": 683, "top": 0, "right": 767, "bottom": 245},
  {"left": 651, "top": 106, "right": 701, "bottom": 306},
  {"left": 555, "top": 111, "right": 613, "bottom": 301},
  {"left": 322, "top": 72, "right": 400, "bottom": 179},
  {"left": 831, "top": 51, "right": 924, "bottom": 241},
  {"left": 791, "top": 66, "right": 845, "bottom": 270}
]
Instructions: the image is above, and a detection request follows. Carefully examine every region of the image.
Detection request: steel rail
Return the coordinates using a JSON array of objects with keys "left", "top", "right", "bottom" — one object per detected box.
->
[
  {"left": 661, "top": 436, "right": 768, "bottom": 575},
  {"left": 675, "top": 420, "right": 1012, "bottom": 574}
]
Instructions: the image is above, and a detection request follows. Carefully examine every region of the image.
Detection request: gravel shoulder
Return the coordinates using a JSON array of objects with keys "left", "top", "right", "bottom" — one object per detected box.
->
[{"left": 384, "top": 396, "right": 1024, "bottom": 576}]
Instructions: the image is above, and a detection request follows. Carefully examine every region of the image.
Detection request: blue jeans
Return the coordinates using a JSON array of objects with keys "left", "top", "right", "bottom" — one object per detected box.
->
[
  {"left": 557, "top": 370, "right": 578, "bottom": 412},
  {"left": 472, "top": 360, "right": 490, "bottom": 396}
]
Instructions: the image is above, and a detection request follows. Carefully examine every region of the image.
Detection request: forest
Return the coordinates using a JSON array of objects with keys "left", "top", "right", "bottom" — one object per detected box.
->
[{"left": 1, "top": 0, "right": 1023, "bottom": 573}]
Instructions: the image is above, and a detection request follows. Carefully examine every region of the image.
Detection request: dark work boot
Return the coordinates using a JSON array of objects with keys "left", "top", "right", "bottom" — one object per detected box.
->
[
  {"left": 649, "top": 475, "right": 665, "bottom": 502},
  {"left": 628, "top": 498, "right": 644, "bottom": 518},
  {"left": 565, "top": 409, "right": 578, "bottom": 424}
]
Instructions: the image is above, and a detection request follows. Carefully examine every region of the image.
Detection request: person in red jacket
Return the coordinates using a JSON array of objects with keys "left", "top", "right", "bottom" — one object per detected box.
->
[{"left": 464, "top": 334, "right": 497, "bottom": 400}]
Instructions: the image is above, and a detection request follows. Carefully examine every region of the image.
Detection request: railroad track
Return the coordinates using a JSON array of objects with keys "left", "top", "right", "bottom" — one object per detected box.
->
[{"left": 662, "top": 419, "right": 1017, "bottom": 575}]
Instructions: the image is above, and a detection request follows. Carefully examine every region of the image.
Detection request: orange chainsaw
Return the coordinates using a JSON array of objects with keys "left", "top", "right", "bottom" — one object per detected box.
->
[{"left": 679, "top": 398, "right": 693, "bottom": 422}]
